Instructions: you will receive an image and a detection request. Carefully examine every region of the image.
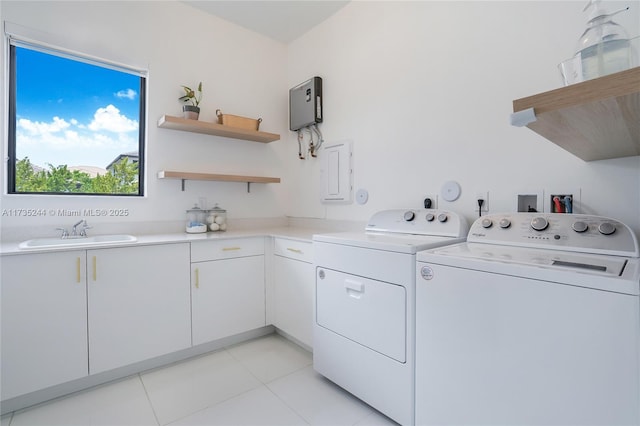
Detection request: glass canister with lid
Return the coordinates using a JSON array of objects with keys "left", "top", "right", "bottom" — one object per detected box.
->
[
  {"left": 206, "top": 204, "right": 227, "bottom": 232},
  {"left": 186, "top": 204, "right": 207, "bottom": 233}
]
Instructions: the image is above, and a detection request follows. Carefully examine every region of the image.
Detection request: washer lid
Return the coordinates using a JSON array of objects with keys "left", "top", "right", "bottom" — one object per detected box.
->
[{"left": 426, "top": 243, "right": 628, "bottom": 277}]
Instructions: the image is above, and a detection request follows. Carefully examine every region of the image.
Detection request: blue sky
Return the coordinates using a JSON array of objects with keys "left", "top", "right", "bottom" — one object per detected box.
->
[{"left": 15, "top": 46, "right": 140, "bottom": 170}]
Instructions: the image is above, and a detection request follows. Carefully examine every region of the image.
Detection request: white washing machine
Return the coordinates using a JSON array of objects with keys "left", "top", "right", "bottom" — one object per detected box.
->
[
  {"left": 313, "top": 209, "right": 469, "bottom": 426},
  {"left": 416, "top": 212, "right": 640, "bottom": 425}
]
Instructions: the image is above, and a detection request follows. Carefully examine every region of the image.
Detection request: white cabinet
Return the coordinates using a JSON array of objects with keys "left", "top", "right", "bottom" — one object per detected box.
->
[
  {"left": 87, "top": 243, "right": 191, "bottom": 374},
  {"left": 272, "top": 238, "right": 314, "bottom": 348},
  {"left": 191, "top": 238, "right": 266, "bottom": 345},
  {"left": 1, "top": 251, "right": 88, "bottom": 400}
]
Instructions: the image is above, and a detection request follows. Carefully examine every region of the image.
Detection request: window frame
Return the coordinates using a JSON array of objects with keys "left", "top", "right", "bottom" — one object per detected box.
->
[{"left": 6, "top": 38, "right": 146, "bottom": 197}]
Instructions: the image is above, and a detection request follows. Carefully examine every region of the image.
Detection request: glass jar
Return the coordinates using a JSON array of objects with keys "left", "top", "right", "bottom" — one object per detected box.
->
[
  {"left": 185, "top": 205, "right": 207, "bottom": 234},
  {"left": 206, "top": 204, "right": 227, "bottom": 232}
]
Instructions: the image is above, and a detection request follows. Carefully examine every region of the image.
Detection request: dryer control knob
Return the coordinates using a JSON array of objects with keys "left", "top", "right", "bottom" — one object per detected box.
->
[
  {"left": 531, "top": 217, "right": 549, "bottom": 231},
  {"left": 437, "top": 213, "right": 448, "bottom": 223},
  {"left": 598, "top": 222, "right": 616, "bottom": 235},
  {"left": 499, "top": 218, "right": 511, "bottom": 229},
  {"left": 481, "top": 218, "right": 493, "bottom": 228},
  {"left": 403, "top": 211, "right": 415, "bottom": 221},
  {"left": 572, "top": 221, "right": 588, "bottom": 233},
  {"left": 425, "top": 213, "right": 435, "bottom": 222}
]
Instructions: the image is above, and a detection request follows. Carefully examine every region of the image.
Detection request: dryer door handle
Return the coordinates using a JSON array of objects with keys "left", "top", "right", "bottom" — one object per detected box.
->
[{"left": 345, "top": 279, "right": 364, "bottom": 295}]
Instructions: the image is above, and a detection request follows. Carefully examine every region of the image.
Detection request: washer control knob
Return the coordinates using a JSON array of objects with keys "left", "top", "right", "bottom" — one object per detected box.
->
[
  {"left": 531, "top": 217, "right": 549, "bottom": 231},
  {"left": 598, "top": 222, "right": 616, "bottom": 236},
  {"left": 425, "top": 213, "right": 435, "bottom": 222},
  {"left": 437, "top": 213, "right": 448, "bottom": 223},
  {"left": 572, "top": 221, "right": 589, "bottom": 233},
  {"left": 481, "top": 218, "right": 493, "bottom": 228},
  {"left": 499, "top": 218, "right": 511, "bottom": 229},
  {"left": 403, "top": 211, "right": 415, "bottom": 222}
]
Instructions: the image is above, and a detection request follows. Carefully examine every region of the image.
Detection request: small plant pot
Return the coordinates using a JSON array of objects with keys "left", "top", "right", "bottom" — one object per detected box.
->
[{"left": 182, "top": 105, "right": 200, "bottom": 120}]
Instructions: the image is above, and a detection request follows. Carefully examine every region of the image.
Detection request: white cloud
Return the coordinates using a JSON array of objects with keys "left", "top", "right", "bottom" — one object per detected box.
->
[
  {"left": 18, "top": 116, "right": 70, "bottom": 134},
  {"left": 15, "top": 111, "right": 138, "bottom": 167},
  {"left": 115, "top": 88, "right": 137, "bottom": 100},
  {"left": 88, "top": 104, "right": 138, "bottom": 132}
]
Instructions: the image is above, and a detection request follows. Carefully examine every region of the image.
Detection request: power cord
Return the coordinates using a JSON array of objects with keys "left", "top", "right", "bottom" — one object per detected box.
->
[{"left": 477, "top": 199, "right": 484, "bottom": 218}]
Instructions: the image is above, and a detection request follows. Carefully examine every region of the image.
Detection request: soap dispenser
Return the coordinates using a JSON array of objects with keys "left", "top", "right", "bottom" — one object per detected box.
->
[{"left": 576, "top": 0, "right": 631, "bottom": 80}]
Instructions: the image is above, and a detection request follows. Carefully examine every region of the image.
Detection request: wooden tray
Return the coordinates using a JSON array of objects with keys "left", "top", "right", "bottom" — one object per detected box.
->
[{"left": 216, "top": 109, "right": 262, "bottom": 130}]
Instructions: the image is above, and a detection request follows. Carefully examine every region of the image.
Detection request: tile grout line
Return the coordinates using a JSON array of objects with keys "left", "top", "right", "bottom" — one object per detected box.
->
[
  {"left": 153, "top": 347, "right": 266, "bottom": 426},
  {"left": 137, "top": 373, "right": 161, "bottom": 426},
  {"left": 262, "top": 382, "right": 313, "bottom": 425},
  {"left": 3, "top": 412, "right": 14, "bottom": 426}
]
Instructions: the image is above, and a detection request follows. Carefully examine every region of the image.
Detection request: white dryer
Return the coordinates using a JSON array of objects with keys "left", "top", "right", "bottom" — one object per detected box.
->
[
  {"left": 415, "top": 213, "right": 640, "bottom": 425},
  {"left": 313, "top": 209, "right": 469, "bottom": 426}
]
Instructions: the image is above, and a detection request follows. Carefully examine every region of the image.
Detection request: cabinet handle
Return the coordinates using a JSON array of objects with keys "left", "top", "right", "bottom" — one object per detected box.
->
[
  {"left": 222, "top": 247, "right": 241, "bottom": 251},
  {"left": 92, "top": 256, "right": 97, "bottom": 281},
  {"left": 286, "top": 248, "right": 303, "bottom": 254},
  {"left": 76, "top": 257, "right": 81, "bottom": 283},
  {"left": 195, "top": 268, "right": 199, "bottom": 289}
]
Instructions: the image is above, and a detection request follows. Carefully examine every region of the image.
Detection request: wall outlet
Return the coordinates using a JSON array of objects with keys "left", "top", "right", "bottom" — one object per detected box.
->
[
  {"left": 475, "top": 192, "right": 489, "bottom": 213},
  {"left": 423, "top": 194, "right": 438, "bottom": 209}
]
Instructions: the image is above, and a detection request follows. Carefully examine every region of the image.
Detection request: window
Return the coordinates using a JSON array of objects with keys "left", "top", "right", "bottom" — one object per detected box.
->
[{"left": 7, "top": 40, "right": 146, "bottom": 195}]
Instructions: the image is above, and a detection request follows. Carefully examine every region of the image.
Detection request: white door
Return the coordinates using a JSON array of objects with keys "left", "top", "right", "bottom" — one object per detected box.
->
[
  {"left": 1, "top": 251, "right": 88, "bottom": 400},
  {"left": 87, "top": 243, "right": 191, "bottom": 374},
  {"left": 192, "top": 255, "right": 265, "bottom": 345}
]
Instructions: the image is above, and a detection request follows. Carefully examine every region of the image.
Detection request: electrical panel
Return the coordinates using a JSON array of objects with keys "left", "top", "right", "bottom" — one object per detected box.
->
[
  {"left": 289, "top": 76, "right": 322, "bottom": 131},
  {"left": 320, "top": 140, "right": 352, "bottom": 204}
]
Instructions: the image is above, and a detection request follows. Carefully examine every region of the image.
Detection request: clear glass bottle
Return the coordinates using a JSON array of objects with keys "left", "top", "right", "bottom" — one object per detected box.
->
[
  {"left": 206, "top": 204, "right": 227, "bottom": 232},
  {"left": 576, "top": 0, "right": 631, "bottom": 80},
  {"left": 186, "top": 205, "right": 207, "bottom": 234}
]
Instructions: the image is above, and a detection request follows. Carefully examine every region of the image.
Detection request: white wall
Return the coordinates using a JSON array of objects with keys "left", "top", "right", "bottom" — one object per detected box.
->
[
  {"left": 286, "top": 1, "right": 640, "bottom": 235},
  {"left": 1, "top": 1, "right": 639, "bottom": 239},
  {"left": 0, "top": 1, "right": 289, "bottom": 239}
]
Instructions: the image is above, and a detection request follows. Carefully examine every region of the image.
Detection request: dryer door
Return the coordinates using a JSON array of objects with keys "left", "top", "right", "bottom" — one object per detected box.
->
[{"left": 316, "top": 267, "right": 406, "bottom": 362}]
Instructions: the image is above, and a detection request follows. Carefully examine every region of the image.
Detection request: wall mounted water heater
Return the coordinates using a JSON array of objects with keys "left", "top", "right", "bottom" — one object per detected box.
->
[{"left": 289, "top": 76, "right": 322, "bottom": 131}]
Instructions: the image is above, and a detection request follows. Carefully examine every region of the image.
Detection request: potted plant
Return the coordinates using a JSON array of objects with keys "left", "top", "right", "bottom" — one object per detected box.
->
[{"left": 179, "top": 82, "right": 202, "bottom": 120}]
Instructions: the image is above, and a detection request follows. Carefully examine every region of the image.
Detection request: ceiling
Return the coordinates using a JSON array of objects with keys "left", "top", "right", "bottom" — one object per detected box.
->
[{"left": 182, "top": 1, "right": 350, "bottom": 44}]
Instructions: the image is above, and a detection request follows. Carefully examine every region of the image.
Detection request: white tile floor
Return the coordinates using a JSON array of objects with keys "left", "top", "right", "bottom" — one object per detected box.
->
[{"left": 1, "top": 334, "right": 398, "bottom": 426}]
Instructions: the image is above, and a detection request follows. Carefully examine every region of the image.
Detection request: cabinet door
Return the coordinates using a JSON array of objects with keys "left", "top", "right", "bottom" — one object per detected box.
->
[
  {"left": 192, "top": 255, "right": 265, "bottom": 345},
  {"left": 273, "top": 255, "right": 314, "bottom": 347},
  {"left": 87, "top": 243, "right": 191, "bottom": 374},
  {"left": 1, "top": 251, "right": 88, "bottom": 400}
]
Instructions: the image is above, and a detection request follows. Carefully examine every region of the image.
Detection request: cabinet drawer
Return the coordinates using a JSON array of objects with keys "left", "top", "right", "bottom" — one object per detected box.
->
[
  {"left": 192, "top": 237, "right": 264, "bottom": 262},
  {"left": 274, "top": 238, "right": 313, "bottom": 263}
]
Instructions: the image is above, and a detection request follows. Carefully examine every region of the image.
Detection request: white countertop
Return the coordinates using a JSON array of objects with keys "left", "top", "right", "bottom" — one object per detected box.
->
[{"left": 0, "top": 226, "right": 323, "bottom": 256}]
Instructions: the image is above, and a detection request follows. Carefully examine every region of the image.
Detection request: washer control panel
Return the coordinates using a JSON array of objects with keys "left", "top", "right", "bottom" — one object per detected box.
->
[
  {"left": 469, "top": 213, "right": 639, "bottom": 257},
  {"left": 365, "top": 209, "right": 469, "bottom": 238}
]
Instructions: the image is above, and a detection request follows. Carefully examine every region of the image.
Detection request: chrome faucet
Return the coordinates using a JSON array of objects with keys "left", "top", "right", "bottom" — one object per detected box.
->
[
  {"left": 56, "top": 227, "right": 70, "bottom": 239},
  {"left": 71, "top": 219, "right": 91, "bottom": 237}
]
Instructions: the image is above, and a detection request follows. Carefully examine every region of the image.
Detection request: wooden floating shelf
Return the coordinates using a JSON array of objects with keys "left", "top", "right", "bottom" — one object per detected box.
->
[
  {"left": 512, "top": 66, "right": 640, "bottom": 161},
  {"left": 157, "top": 115, "right": 280, "bottom": 143},
  {"left": 157, "top": 170, "right": 281, "bottom": 192}
]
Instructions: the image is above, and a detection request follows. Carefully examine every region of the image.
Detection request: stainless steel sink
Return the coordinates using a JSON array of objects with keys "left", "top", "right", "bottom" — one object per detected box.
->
[{"left": 19, "top": 234, "right": 137, "bottom": 250}]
